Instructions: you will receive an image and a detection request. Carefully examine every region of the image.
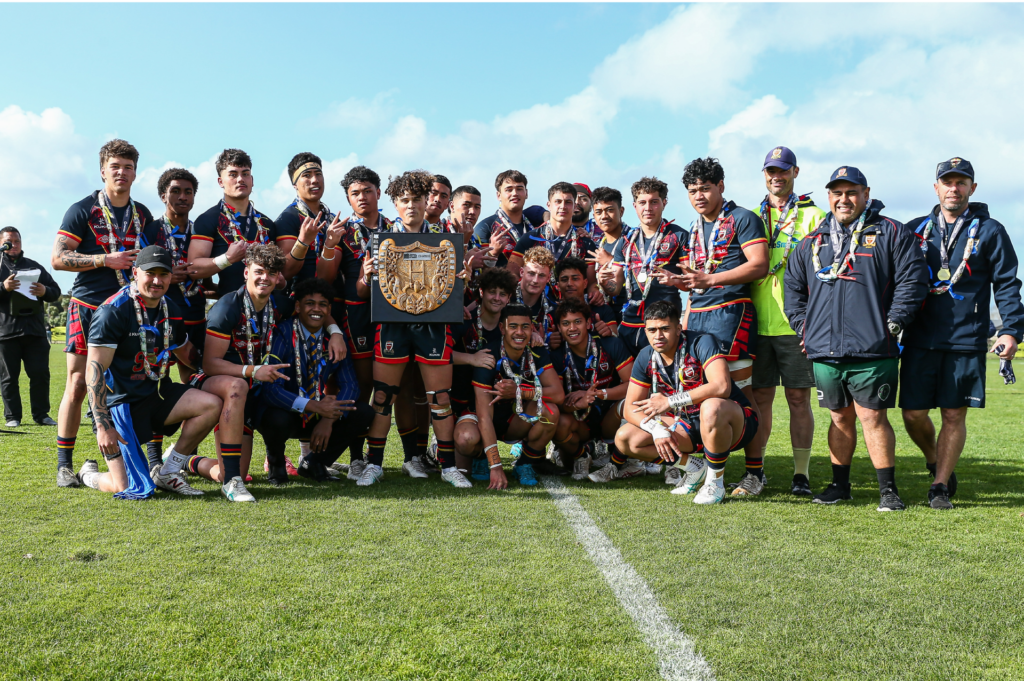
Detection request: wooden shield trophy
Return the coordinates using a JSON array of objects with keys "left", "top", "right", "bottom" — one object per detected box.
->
[{"left": 370, "top": 232, "right": 465, "bottom": 323}]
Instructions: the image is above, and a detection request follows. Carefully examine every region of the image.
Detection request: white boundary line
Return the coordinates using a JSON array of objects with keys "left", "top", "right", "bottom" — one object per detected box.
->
[{"left": 542, "top": 477, "right": 715, "bottom": 681}]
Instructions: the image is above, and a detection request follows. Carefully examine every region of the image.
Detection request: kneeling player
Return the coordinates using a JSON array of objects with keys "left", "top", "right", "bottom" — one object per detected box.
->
[
  {"left": 257, "top": 278, "right": 374, "bottom": 484},
  {"left": 79, "top": 246, "right": 222, "bottom": 498},
  {"left": 549, "top": 299, "right": 633, "bottom": 481},
  {"left": 614, "top": 301, "right": 759, "bottom": 505},
  {"left": 453, "top": 305, "right": 564, "bottom": 488}
]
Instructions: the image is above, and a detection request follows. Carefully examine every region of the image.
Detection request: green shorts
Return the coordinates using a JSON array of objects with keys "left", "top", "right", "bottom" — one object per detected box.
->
[{"left": 812, "top": 357, "right": 898, "bottom": 410}]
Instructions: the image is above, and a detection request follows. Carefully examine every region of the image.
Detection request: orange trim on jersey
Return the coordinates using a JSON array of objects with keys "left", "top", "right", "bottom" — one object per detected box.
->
[
  {"left": 415, "top": 355, "right": 452, "bottom": 366},
  {"left": 630, "top": 377, "right": 651, "bottom": 388},
  {"left": 57, "top": 230, "right": 82, "bottom": 243},
  {"left": 615, "top": 357, "right": 633, "bottom": 371},
  {"left": 206, "top": 329, "right": 231, "bottom": 340},
  {"left": 471, "top": 381, "right": 492, "bottom": 390},
  {"left": 741, "top": 237, "right": 769, "bottom": 248},
  {"left": 184, "top": 318, "right": 207, "bottom": 326},
  {"left": 345, "top": 299, "right": 368, "bottom": 306},
  {"left": 688, "top": 298, "right": 752, "bottom": 313},
  {"left": 69, "top": 297, "right": 99, "bottom": 310},
  {"left": 701, "top": 353, "right": 726, "bottom": 370},
  {"left": 191, "top": 234, "right": 215, "bottom": 242},
  {"left": 275, "top": 235, "right": 296, "bottom": 243},
  {"left": 620, "top": 320, "right": 645, "bottom": 329}
]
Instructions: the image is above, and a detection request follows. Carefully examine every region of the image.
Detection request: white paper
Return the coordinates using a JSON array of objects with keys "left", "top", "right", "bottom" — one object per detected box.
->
[{"left": 13, "top": 269, "right": 40, "bottom": 301}]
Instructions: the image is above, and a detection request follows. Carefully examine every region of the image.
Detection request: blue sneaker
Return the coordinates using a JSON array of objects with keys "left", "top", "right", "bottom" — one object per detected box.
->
[
  {"left": 515, "top": 463, "right": 538, "bottom": 486},
  {"left": 471, "top": 458, "right": 490, "bottom": 481},
  {"left": 510, "top": 442, "right": 523, "bottom": 461}
]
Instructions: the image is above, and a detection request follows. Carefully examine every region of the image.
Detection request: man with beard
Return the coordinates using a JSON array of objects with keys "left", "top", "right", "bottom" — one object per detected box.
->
[
  {"left": 474, "top": 170, "right": 532, "bottom": 270},
  {"left": 572, "top": 182, "right": 597, "bottom": 237}
]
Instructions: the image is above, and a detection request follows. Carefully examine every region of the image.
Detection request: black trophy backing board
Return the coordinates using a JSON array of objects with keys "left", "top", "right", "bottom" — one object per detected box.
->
[{"left": 370, "top": 232, "right": 465, "bottom": 323}]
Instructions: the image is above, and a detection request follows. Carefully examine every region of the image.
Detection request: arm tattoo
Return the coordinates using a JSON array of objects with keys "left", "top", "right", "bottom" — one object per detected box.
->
[
  {"left": 54, "top": 235, "right": 100, "bottom": 271},
  {"left": 85, "top": 359, "right": 115, "bottom": 432}
]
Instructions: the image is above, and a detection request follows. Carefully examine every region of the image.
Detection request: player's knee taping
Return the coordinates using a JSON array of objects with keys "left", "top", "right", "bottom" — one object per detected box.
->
[
  {"left": 616, "top": 400, "right": 625, "bottom": 419},
  {"left": 372, "top": 380, "right": 400, "bottom": 416},
  {"left": 734, "top": 376, "right": 752, "bottom": 389},
  {"left": 426, "top": 389, "right": 453, "bottom": 421},
  {"left": 457, "top": 413, "right": 479, "bottom": 425},
  {"left": 727, "top": 359, "right": 753, "bottom": 372}
]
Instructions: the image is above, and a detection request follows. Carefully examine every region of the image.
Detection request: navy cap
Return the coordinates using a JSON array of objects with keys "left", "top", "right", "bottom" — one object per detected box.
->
[
  {"left": 763, "top": 146, "right": 797, "bottom": 170},
  {"left": 825, "top": 166, "right": 868, "bottom": 189},
  {"left": 936, "top": 157, "right": 974, "bottom": 181},
  {"left": 135, "top": 245, "right": 173, "bottom": 271}
]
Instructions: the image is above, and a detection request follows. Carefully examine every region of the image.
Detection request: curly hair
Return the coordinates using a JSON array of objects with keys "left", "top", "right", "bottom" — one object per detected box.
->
[
  {"left": 682, "top": 157, "right": 725, "bottom": 188},
  {"left": 157, "top": 168, "right": 199, "bottom": 198},
  {"left": 555, "top": 257, "right": 587, "bottom": 281},
  {"left": 288, "top": 152, "right": 322, "bottom": 184},
  {"left": 385, "top": 170, "right": 435, "bottom": 202},
  {"left": 477, "top": 267, "right": 518, "bottom": 297},
  {"left": 99, "top": 139, "right": 139, "bottom": 168},
  {"left": 244, "top": 243, "right": 285, "bottom": 274},
  {"left": 341, "top": 165, "right": 381, "bottom": 192},
  {"left": 592, "top": 186, "right": 622, "bottom": 207},
  {"left": 522, "top": 245, "right": 556, "bottom": 273},
  {"left": 644, "top": 299, "right": 681, "bottom": 322},
  {"left": 494, "top": 169, "right": 528, "bottom": 191},
  {"left": 547, "top": 182, "right": 578, "bottom": 201},
  {"left": 554, "top": 298, "right": 592, "bottom": 323},
  {"left": 292, "top": 276, "right": 335, "bottom": 304},
  {"left": 216, "top": 149, "right": 253, "bottom": 176},
  {"left": 630, "top": 176, "right": 669, "bottom": 201}
]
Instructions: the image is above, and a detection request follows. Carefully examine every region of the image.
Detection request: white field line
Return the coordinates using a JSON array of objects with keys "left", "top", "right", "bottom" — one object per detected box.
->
[{"left": 542, "top": 477, "right": 715, "bottom": 681}]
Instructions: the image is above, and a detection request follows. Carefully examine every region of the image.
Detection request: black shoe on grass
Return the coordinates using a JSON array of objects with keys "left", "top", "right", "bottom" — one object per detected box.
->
[
  {"left": 791, "top": 474, "right": 812, "bottom": 496},
  {"left": 928, "top": 484, "right": 954, "bottom": 510},
  {"left": 877, "top": 487, "right": 905, "bottom": 512},
  {"left": 531, "top": 457, "right": 570, "bottom": 477},
  {"left": 812, "top": 482, "right": 851, "bottom": 505}
]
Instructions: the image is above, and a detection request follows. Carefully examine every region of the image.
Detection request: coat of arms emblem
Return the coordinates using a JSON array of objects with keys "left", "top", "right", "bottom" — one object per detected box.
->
[{"left": 371, "top": 232, "right": 464, "bottom": 322}]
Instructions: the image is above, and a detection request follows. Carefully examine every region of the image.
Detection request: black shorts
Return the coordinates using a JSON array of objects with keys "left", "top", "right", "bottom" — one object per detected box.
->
[
  {"left": 898, "top": 347, "right": 987, "bottom": 410},
  {"left": 65, "top": 299, "right": 96, "bottom": 356},
  {"left": 375, "top": 323, "right": 454, "bottom": 365},
  {"left": 182, "top": 319, "right": 206, "bottom": 358},
  {"left": 578, "top": 399, "right": 615, "bottom": 438},
  {"left": 188, "top": 370, "right": 257, "bottom": 434},
  {"left": 618, "top": 324, "right": 650, "bottom": 358},
  {"left": 343, "top": 300, "right": 374, "bottom": 360},
  {"left": 122, "top": 380, "right": 190, "bottom": 450},
  {"left": 674, "top": 404, "right": 758, "bottom": 454},
  {"left": 687, "top": 301, "right": 757, "bottom": 362}
]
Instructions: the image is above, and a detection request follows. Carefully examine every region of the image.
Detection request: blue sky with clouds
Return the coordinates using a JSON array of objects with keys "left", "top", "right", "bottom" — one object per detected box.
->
[{"left": 3, "top": 3, "right": 1023, "bottom": 290}]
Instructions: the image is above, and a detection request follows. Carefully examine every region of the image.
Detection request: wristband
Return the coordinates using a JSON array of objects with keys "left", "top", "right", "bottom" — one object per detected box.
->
[
  {"left": 320, "top": 249, "right": 336, "bottom": 261},
  {"left": 214, "top": 253, "right": 231, "bottom": 271},
  {"left": 297, "top": 239, "right": 313, "bottom": 249},
  {"left": 484, "top": 444, "right": 502, "bottom": 468},
  {"left": 667, "top": 391, "right": 693, "bottom": 409},
  {"left": 326, "top": 324, "right": 342, "bottom": 337}
]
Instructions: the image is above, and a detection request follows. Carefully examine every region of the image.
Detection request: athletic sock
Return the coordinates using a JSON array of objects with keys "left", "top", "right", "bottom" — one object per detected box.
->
[
  {"left": 744, "top": 453, "right": 764, "bottom": 480},
  {"left": 705, "top": 451, "right": 729, "bottom": 485},
  {"left": 517, "top": 443, "right": 544, "bottom": 466},
  {"left": 221, "top": 443, "right": 242, "bottom": 482},
  {"left": 367, "top": 437, "right": 387, "bottom": 467},
  {"left": 146, "top": 435, "right": 164, "bottom": 469},
  {"left": 793, "top": 447, "right": 812, "bottom": 479},
  {"left": 57, "top": 436, "right": 75, "bottom": 470},
  {"left": 436, "top": 439, "right": 455, "bottom": 469},
  {"left": 185, "top": 455, "right": 206, "bottom": 475},
  {"left": 832, "top": 463, "right": 851, "bottom": 488},
  {"left": 159, "top": 446, "right": 188, "bottom": 476},
  {"left": 610, "top": 446, "right": 627, "bottom": 467},
  {"left": 416, "top": 433, "right": 429, "bottom": 459},
  {"left": 350, "top": 437, "right": 365, "bottom": 463},
  {"left": 398, "top": 427, "right": 418, "bottom": 463},
  {"left": 876, "top": 466, "right": 896, "bottom": 494}
]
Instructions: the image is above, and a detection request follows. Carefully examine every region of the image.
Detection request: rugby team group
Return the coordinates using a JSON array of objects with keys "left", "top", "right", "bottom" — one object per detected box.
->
[{"left": 46, "top": 139, "right": 1022, "bottom": 511}]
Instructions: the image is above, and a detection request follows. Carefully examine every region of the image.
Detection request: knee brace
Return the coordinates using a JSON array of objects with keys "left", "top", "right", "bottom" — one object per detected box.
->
[
  {"left": 372, "top": 380, "right": 400, "bottom": 416},
  {"left": 426, "top": 389, "right": 453, "bottom": 421}
]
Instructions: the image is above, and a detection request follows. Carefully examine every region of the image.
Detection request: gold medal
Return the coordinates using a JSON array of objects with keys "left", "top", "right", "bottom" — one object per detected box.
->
[
  {"left": 937, "top": 267, "right": 951, "bottom": 281},
  {"left": 636, "top": 271, "right": 648, "bottom": 284}
]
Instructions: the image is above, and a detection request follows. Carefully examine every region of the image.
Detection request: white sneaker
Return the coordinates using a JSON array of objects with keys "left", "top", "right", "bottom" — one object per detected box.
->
[
  {"left": 441, "top": 466, "right": 472, "bottom": 488},
  {"left": 587, "top": 462, "right": 620, "bottom": 483},
  {"left": 592, "top": 442, "right": 611, "bottom": 468},
  {"left": 153, "top": 471, "right": 204, "bottom": 496},
  {"left": 347, "top": 459, "right": 367, "bottom": 481},
  {"left": 644, "top": 462, "right": 664, "bottom": 475},
  {"left": 664, "top": 467, "right": 682, "bottom": 486},
  {"left": 731, "top": 471, "right": 766, "bottom": 497},
  {"left": 550, "top": 447, "right": 565, "bottom": 468},
  {"left": 618, "top": 459, "right": 647, "bottom": 479},
  {"left": 693, "top": 478, "right": 725, "bottom": 505},
  {"left": 572, "top": 453, "right": 593, "bottom": 481},
  {"left": 356, "top": 463, "right": 384, "bottom": 487},
  {"left": 403, "top": 456, "right": 430, "bottom": 479},
  {"left": 673, "top": 458, "right": 709, "bottom": 495},
  {"left": 327, "top": 461, "right": 349, "bottom": 476},
  {"left": 221, "top": 476, "right": 256, "bottom": 502}
]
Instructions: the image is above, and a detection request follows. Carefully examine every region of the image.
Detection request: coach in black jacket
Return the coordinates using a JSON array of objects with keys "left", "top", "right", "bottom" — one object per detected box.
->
[
  {"left": 0, "top": 227, "right": 62, "bottom": 427},
  {"left": 784, "top": 167, "right": 928, "bottom": 511},
  {"left": 900, "top": 158, "right": 1024, "bottom": 510}
]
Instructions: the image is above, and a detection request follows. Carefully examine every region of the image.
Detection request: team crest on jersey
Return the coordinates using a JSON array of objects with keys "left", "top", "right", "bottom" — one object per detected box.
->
[
  {"left": 864, "top": 235, "right": 876, "bottom": 247},
  {"left": 837, "top": 167, "right": 848, "bottom": 177},
  {"left": 384, "top": 341, "right": 394, "bottom": 354},
  {"left": 659, "top": 242, "right": 672, "bottom": 254},
  {"left": 600, "top": 361, "right": 609, "bottom": 371},
  {"left": 772, "top": 148, "right": 783, "bottom": 159},
  {"left": 683, "top": 365, "right": 696, "bottom": 378}
]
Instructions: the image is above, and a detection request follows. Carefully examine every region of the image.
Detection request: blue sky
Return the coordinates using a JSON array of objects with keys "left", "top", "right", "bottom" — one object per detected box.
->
[{"left": 3, "top": 3, "right": 1024, "bottom": 290}]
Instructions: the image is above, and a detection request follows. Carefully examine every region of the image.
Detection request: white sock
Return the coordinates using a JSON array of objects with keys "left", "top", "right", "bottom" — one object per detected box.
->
[
  {"left": 81, "top": 470, "right": 101, "bottom": 489},
  {"left": 159, "top": 447, "right": 188, "bottom": 476},
  {"left": 709, "top": 467, "right": 725, "bottom": 488},
  {"left": 300, "top": 441, "right": 311, "bottom": 461}
]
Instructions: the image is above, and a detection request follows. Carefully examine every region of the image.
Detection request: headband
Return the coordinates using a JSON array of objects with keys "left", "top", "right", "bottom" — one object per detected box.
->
[{"left": 291, "top": 162, "right": 322, "bottom": 185}]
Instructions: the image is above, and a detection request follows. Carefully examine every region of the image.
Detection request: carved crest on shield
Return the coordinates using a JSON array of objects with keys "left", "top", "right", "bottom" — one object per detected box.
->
[{"left": 377, "top": 238, "right": 458, "bottom": 315}]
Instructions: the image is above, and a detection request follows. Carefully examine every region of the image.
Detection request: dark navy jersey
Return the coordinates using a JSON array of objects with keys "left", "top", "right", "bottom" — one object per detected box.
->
[
  {"left": 192, "top": 201, "right": 281, "bottom": 298},
  {"left": 206, "top": 287, "right": 294, "bottom": 366},
  {"left": 551, "top": 335, "right": 632, "bottom": 392},
  {"left": 151, "top": 216, "right": 205, "bottom": 321},
  {"left": 474, "top": 213, "right": 531, "bottom": 269},
  {"left": 685, "top": 203, "right": 767, "bottom": 312},
  {"left": 58, "top": 192, "right": 157, "bottom": 308},
  {"left": 275, "top": 200, "right": 336, "bottom": 286},
  {"left": 512, "top": 226, "right": 597, "bottom": 262},
  {"left": 471, "top": 339, "right": 553, "bottom": 401},
  {"left": 453, "top": 308, "right": 503, "bottom": 353},
  {"left": 88, "top": 287, "right": 187, "bottom": 406},
  {"left": 612, "top": 222, "right": 688, "bottom": 327}
]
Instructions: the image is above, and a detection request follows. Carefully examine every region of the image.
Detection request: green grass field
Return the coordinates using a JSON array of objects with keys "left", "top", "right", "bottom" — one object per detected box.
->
[{"left": 1, "top": 349, "right": 1023, "bottom": 680}]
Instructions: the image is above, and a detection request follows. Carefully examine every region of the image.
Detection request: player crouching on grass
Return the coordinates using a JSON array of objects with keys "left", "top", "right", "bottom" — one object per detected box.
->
[
  {"left": 550, "top": 299, "right": 634, "bottom": 481},
  {"left": 79, "top": 246, "right": 222, "bottom": 499},
  {"left": 454, "top": 305, "right": 564, "bottom": 488},
  {"left": 256, "top": 277, "right": 374, "bottom": 484},
  {"left": 614, "top": 300, "right": 759, "bottom": 505}
]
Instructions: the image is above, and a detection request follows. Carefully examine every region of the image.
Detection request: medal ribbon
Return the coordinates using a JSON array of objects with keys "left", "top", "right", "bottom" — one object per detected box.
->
[
  {"left": 811, "top": 210, "right": 869, "bottom": 283},
  {"left": 97, "top": 192, "right": 143, "bottom": 287},
  {"left": 129, "top": 283, "right": 173, "bottom": 382},
  {"left": 293, "top": 323, "right": 326, "bottom": 426},
  {"left": 562, "top": 335, "right": 602, "bottom": 422},
  {"left": 759, "top": 194, "right": 803, "bottom": 278},
  {"left": 500, "top": 344, "right": 545, "bottom": 424}
]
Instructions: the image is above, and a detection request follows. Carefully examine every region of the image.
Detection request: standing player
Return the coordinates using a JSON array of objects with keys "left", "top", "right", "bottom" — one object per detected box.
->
[
  {"left": 785, "top": 166, "right": 928, "bottom": 512},
  {"left": 550, "top": 299, "right": 634, "bottom": 481},
  {"left": 601, "top": 177, "right": 688, "bottom": 357},
  {"left": 474, "top": 170, "right": 532, "bottom": 270},
  {"left": 749, "top": 147, "right": 826, "bottom": 496},
  {"left": 508, "top": 182, "right": 598, "bottom": 286},
  {"left": 275, "top": 152, "right": 344, "bottom": 287},
  {"left": 674, "top": 158, "right": 769, "bottom": 496},
  {"left": 614, "top": 300, "right": 760, "bottom": 505},
  {"left": 591, "top": 186, "right": 630, "bottom": 323},
  {"left": 51, "top": 139, "right": 156, "bottom": 488},
  {"left": 572, "top": 182, "right": 596, "bottom": 237},
  {"left": 900, "top": 158, "right": 1024, "bottom": 509},
  {"left": 425, "top": 174, "right": 453, "bottom": 229},
  {"left": 454, "top": 305, "right": 564, "bottom": 488},
  {"left": 79, "top": 245, "right": 220, "bottom": 499}
]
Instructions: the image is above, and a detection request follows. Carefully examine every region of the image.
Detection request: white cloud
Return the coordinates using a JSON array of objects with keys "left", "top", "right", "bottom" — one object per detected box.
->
[{"left": 314, "top": 91, "right": 396, "bottom": 131}]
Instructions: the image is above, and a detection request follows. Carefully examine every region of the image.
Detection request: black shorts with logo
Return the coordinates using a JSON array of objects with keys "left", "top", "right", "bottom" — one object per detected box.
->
[
  {"left": 123, "top": 380, "right": 190, "bottom": 450},
  {"left": 375, "top": 323, "right": 454, "bottom": 365},
  {"left": 343, "top": 300, "right": 373, "bottom": 360},
  {"left": 898, "top": 347, "right": 987, "bottom": 410}
]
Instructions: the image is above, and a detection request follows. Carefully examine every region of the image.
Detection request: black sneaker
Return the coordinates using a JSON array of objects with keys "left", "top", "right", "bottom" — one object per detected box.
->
[
  {"left": 297, "top": 458, "right": 340, "bottom": 483},
  {"left": 531, "top": 457, "right": 571, "bottom": 477},
  {"left": 812, "top": 482, "right": 852, "bottom": 505},
  {"left": 928, "top": 484, "right": 953, "bottom": 510},
  {"left": 948, "top": 471, "right": 958, "bottom": 499},
  {"left": 791, "top": 474, "right": 812, "bottom": 496},
  {"left": 877, "top": 487, "right": 906, "bottom": 512},
  {"left": 57, "top": 466, "right": 81, "bottom": 488}
]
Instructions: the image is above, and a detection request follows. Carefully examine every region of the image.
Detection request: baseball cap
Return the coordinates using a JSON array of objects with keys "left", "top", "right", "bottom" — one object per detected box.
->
[
  {"left": 825, "top": 166, "right": 868, "bottom": 189},
  {"left": 573, "top": 183, "right": 592, "bottom": 197},
  {"left": 936, "top": 157, "right": 975, "bottom": 181},
  {"left": 762, "top": 146, "right": 797, "bottom": 171},
  {"left": 135, "top": 245, "right": 173, "bottom": 271}
]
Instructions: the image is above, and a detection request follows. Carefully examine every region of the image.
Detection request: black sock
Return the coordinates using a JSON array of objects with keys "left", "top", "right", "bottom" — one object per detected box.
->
[
  {"left": 221, "top": 443, "right": 242, "bottom": 481},
  {"left": 367, "top": 437, "right": 387, "bottom": 467},
  {"left": 516, "top": 443, "right": 544, "bottom": 467},
  {"left": 350, "top": 437, "right": 365, "bottom": 463},
  {"left": 436, "top": 439, "right": 455, "bottom": 469},
  {"left": 416, "top": 433, "right": 429, "bottom": 459},
  {"left": 876, "top": 466, "right": 896, "bottom": 493},
  {"left": 832, "top": 463, "right": 851, "bottom": 488},
  {"left": 926, "top": 462, "right": 937, "bottom": 476},
  {"left": 146, "top": 436, "right": 164, "bottom": 469},
  {"left": 57, "top": 436, "right": 75, "bottom": 470},
  {"left": 398, "top": 428, "right": 417, "bottom": 463},
  {"left": 610, "top": 445, "right": 627, "bottom": 468}
]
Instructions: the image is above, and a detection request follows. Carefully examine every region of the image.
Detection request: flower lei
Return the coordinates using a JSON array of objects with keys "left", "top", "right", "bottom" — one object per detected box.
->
[
  {"left": 649, "top": 343, "right": 699, "bottom": 418},
  {"left": 500, "top": 343, "right": 544, "bottom": 423},
  {"left": 157, "top": 217, "right": 202, "bottom": 305},
  {"left": 533, "top": 222, "right": 587, "bottom": 260},
  {"left": 812, "top": 210, "right": 869, "bottom": 283},
  {"left": 562, "top": 334, "right": 602, "bottom": 422},
  {"left": 220, "top": 200, "right": 271, "bottom": 245},
  {"left": 621, "top": 220, "right": 671, "bottom": 318},
  {"left": 688, "top": 203, "right": 734, "bottom": 294},
  {"left": 97, "top": 191, "right": 143, "bottom": 287},
  {"left": 241, "top": 289, "right": 276, "bottom": 366},
  {"left": 759, "top": 194, "right": 802, "bottom": 278},
  {"left": 916, "top": 213, "right": 980, "bottom": 300},
  {"left": 129, "top": 282, "right": 173, "bottom": 382},
  {"left": 293, "top": 322, "right": 326, "bottom": 426}
]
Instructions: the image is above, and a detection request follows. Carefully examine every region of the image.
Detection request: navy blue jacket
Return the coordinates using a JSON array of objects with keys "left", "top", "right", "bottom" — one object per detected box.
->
[
  {"left": 903, "top": 203, "right": 1023, "bottom": 352},
  {"left": 784, "top": 200, "right": 928, "bottom": 361}
]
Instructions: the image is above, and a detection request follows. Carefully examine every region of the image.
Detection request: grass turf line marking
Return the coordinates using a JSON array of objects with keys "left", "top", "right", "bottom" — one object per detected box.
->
[{"left": 541, "top": 477, "right": 715, "bottom": 681}]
